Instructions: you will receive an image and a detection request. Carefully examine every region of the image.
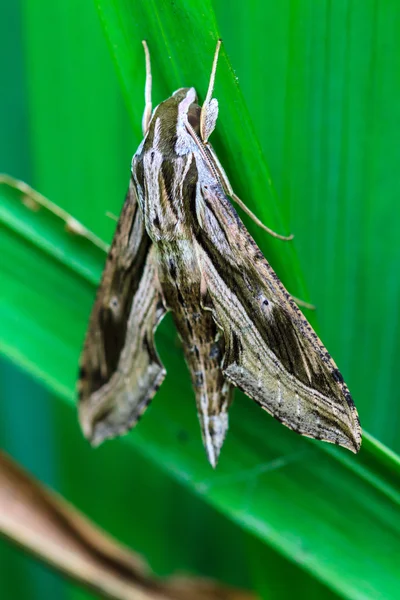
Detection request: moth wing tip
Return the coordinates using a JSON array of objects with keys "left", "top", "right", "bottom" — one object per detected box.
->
[
  {"left": 206, "top": 450, "right": 219, "bottom": 469},
  {"left": 349, "top": 430, "right": 362, "bottom": 454},
  {"left": 201, "top": 413, "right": 229, "bottom": 468},
  {"left": 80, "top": 417, "right": 106, "bottom": 448},
  {"left": 77, "top": 401, "right": 96, "bottom": 444},
  {"left": 337, "top": 418, "right": 362, "bottom": 454},
  {"left": 348, "top": 409, "right": 362, "bottom": 453}
]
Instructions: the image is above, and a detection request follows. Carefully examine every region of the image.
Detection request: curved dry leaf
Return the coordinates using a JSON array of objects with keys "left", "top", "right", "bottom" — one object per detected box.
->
[{"left": 0, "top": 452, "right": 254, "bottom": 600}]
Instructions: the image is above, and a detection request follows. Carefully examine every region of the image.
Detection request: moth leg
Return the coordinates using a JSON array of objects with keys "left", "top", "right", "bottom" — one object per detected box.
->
[
  {"left": 290, "top": 294, "right": 315, "bottom": 310},
  {"left": 206, "top": 144, "right": 294, "bottom": 241},
  {"left": 200, "top": 40, "right": 222, "bottom": 143},
  {"left": 105, "top": 211, "right": 118, "bottom": 222},
  {"left": 0, "top": 174, "right": 110, "bottom": 252},
  {"left": 141, "top": 40, "right": 152, "bottom": 135}
]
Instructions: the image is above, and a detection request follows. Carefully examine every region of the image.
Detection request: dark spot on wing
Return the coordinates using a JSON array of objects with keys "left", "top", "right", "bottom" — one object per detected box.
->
[
  {"left": 142, "top": 332, "right": 151, "bottom": 355},
  {"left": 186, "top": 318, "right": 193, "bottom": 337},
  {"left": 134, "top": 160, "right": 145, "bottom": 189},
  {"left": 98, "top": 305, "right": 128, "bottom": 377},
  {"left": 194, "top": 371, "right": 204, "bottom": 387},
  {"left": 169, "top": 259, "right": 177, "bottom": 279},
  {"left": 209, "top": 343, "right": 220, "bottom": 359},
  {"left": 266, "top": 305, "right": 297, "bottom": 375},
  {"left": 230, "top": 331, "right": 243, "bottom": 362},
  {"left": 110, "top": 296, "right": 119, "bottom": 310},
  {"left": 177, "top": 287, "right": 185, "bottom": 307},
  {"left": 332, "top": 369, "right": 344, "bottom": 384}
]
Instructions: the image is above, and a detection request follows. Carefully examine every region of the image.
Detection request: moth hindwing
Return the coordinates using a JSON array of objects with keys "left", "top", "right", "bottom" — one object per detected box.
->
[{"left": 78, "top": 41, "right": 361, "bottom": 467}]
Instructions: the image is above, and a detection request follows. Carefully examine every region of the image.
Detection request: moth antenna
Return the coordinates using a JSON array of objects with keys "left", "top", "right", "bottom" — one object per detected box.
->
[
  {"left": 203, "top": 39, "right": 221, "bottom": 110},
  {"left": 200, "top": 40, "right": 222, "bottom": 142},
  {"left": 201, "top": 144, "right": 294, "bottom": 241},
  {"left": 142, "top": 40, "right": 152, "bottom": 135},
  {"left": 230, "top": 192, "right": 294, "bottom": 241}
]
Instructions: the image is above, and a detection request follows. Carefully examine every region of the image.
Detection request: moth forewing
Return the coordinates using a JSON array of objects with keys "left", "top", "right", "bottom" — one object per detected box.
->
[
  {"left": 196, "top": 183, "right": 361, "bottom": 454},
  {"left": 78, "top": 179, "right": 168, "bottom": 445},
  {"left": 78, "top": 41, "right": 361, "bottom": 466}
]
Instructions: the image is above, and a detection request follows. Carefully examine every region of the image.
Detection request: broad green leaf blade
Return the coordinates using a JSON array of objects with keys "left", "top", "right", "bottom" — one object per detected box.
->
[
  {"left": 21, "top": 0, "right": 135, "bottom": 242},
  {"left": 213, "top": 0, "right": 400, "bottom": 453},
  {"left": 7, "top": 3, "right": 263, "bottom": 596},
  {"left": 1, "top": 180, "right": 400, "bottom": 600},
  {"left": 0, "top": 1, "right": 66, "bottom": 597},
  {"left": 3, "top": 0, "right": 400, "bottom": 599}
]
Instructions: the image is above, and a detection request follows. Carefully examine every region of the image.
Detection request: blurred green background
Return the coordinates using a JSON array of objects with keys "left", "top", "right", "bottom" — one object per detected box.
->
[{"left": 1, "top": 1, "right": 400, "bottom": 599}]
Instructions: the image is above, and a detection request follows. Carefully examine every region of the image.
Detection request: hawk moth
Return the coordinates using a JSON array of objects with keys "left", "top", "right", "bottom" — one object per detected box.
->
[{"left": 78, "top": 41, "right": 361, "bottom": 467}]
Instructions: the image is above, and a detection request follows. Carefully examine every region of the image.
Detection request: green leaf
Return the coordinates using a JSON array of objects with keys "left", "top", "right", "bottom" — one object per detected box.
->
[
  {"left": 2, "top": 164, "right": 400, "bottom": 599},
  {"left": 215, "top": 1, "right": 400, "bottom": 451},
  {"left": 2, "top": 1, "right": 400, "bottom": 599}
]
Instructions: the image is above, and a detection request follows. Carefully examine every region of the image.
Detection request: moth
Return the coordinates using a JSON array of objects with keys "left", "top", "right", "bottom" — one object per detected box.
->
[{"left": 78, "top": 41, "right": 361, "bottom": 467}]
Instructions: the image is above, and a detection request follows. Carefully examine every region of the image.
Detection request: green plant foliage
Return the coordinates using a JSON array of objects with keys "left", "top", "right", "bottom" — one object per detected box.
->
[
  {"left": 216, "top": 1, "right": 400, "bottom": 451},
  {"left": 1, "top": 1, "right": 400, "bottom": 599}
]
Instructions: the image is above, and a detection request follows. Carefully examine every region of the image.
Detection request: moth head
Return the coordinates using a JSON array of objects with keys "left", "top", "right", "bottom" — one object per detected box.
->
[{"left": 173, "top": 87, "right": 201, "bottom": 136}]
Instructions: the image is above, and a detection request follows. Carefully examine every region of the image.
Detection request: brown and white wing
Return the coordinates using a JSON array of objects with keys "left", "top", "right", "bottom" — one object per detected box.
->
[
  {"left": 78, "top": 178, "right": 168, "bottom": 446},
  {"left": 194, "top": 183, "right": 361, "bottom": 453}
]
